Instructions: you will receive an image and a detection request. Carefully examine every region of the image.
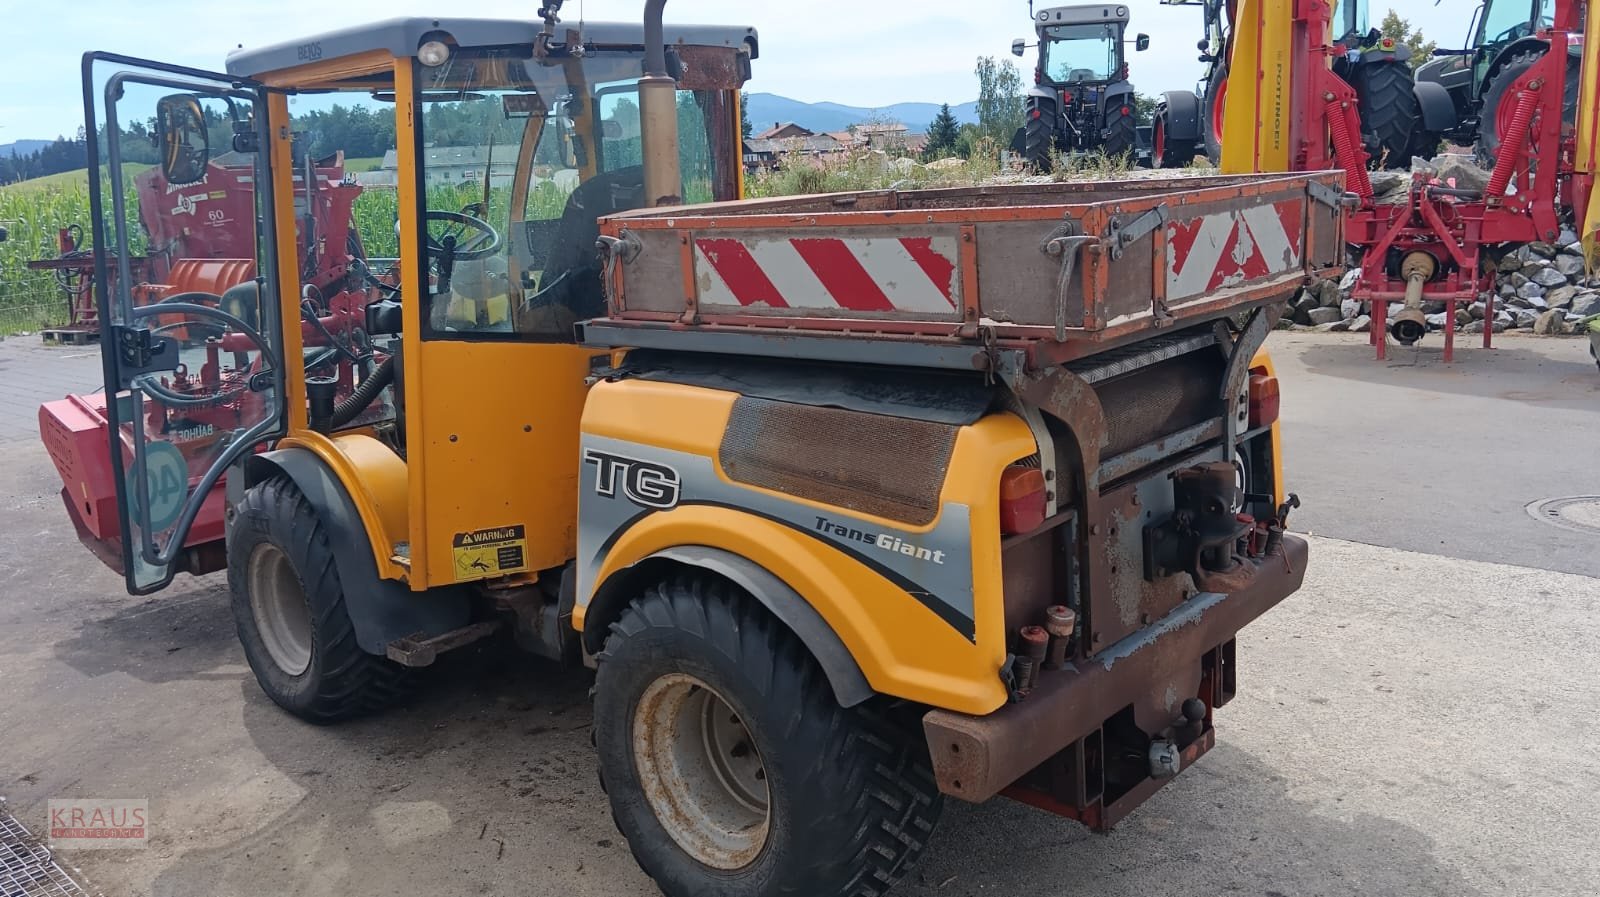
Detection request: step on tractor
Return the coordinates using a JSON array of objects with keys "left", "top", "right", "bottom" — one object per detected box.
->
[
  {"left": 1415, "top": 0, "right": 1585, "bottom": 165},
  {"left": 1155, "top": 0, "right": 1454, "bottom": 169},
  {"left": 1009, "top": 3, "right": 1151, "bottom": 171},
  {"left": 43, "top": 3, "right": 1325, "bottom": 895},
  {"left": 1220, "top": 0, "right": 1600, "bottom": 362}
]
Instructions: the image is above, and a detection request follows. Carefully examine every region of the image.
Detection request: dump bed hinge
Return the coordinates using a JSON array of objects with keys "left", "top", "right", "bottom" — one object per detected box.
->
[
  {"left": 1105, "top": 203, "right": 1170, "bottom": 260},
  {"left": 1306, "top": 179, "right": 1352, "bottom": 210}
]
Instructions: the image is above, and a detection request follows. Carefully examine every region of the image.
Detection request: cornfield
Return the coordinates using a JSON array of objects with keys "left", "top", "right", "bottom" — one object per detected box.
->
[{"left": 0, "top": 167, "right": 147, "bottom": 335}]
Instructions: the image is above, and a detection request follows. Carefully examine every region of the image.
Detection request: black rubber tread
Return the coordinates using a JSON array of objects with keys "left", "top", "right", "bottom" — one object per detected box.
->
[
  {"left": 1154, "top": 113, "right": 1198, "bottom": 168},
  {"left": 593, "top": 575, "right": 943, "bottom": 897},
  {"left": 228, "top": 475, "right": 413, "bottom": 724},
  {"left": 1476, "top": 50, "right": 1580, "bottom": 168},
  {"left": 1101, "top": 101, "right": 1138, "bottom": 160},
  {"left": 1351, "top": 60, "right": 1420, "bottom": 169},
  {"left": 1024, "top": 114, "right": 1055, "bottom": 172},
  {"left": 1203, "top": 65, "right": 1228, "bottom": 165}
]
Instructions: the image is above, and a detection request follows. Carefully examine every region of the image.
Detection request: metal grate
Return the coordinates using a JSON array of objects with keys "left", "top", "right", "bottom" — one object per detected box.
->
[{"left": 0, "top": 799, "right": 93, "bottom": 897}]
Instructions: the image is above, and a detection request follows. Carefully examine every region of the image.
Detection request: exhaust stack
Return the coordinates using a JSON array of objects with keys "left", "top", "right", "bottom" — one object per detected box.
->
[
  {"left": 1389, "top": 251, "right": 1436, "bottom": 347},
  {"left": 640, "top": 0, "right": 682, "bottom": 207}
]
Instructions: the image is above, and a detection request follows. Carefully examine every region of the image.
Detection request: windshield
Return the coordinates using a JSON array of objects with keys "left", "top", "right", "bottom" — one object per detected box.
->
[
  {"left": 1041, "top": 23, "right": 1121, "bottom": 82},
  {"left": 1480, "top": 0, "right": 1541, "bottom": 42},
  {"left": 414, "top": 48, "right": 740, "bottom": 341}
]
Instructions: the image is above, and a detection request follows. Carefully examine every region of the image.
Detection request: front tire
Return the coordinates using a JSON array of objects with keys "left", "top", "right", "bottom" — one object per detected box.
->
[
  {"left": 1203, "top": 65, "right": 1229, "bottom": 165},
  {"left": 593, "top": 576, "right": 942, "bottom": 897},
  {"left": 228, "top": 475, "right": 413, "bottom": 723},
  {"left": 1476, "top": 50, "right": 1581, "bottom": 168},
  {"left": 1153, "top": 113, "right": 1197, "bottom": 169}
]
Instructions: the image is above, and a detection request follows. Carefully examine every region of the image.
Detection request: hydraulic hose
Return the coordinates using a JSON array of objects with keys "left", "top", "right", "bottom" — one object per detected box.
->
[
  {"left": 1486, "top": 88, "right": 1538, "bottom": 199},
  {"left": 329, "top": 355, "right": 395, "bottom": 430}
]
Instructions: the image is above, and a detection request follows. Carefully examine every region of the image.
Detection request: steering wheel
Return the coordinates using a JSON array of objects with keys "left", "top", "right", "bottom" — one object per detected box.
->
[
  {"left": 129, "top": 294, "right": 279, "bottom": 409},
  {"left": 424, "top": 209, "right": 503, "bottom": 263}
]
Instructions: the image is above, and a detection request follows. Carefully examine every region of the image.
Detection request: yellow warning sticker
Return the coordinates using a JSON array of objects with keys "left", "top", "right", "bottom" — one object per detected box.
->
[{"left": 452, "top": 525, "right": 529, "bottom": 582}]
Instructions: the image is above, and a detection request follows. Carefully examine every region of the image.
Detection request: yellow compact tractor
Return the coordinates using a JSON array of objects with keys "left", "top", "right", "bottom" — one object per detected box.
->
[{"left": 57, "top": 3, "right": 1323, "bottom": 894}]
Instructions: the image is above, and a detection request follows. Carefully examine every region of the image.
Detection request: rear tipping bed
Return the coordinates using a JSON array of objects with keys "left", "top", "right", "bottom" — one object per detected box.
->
[{"left": 582, "top": 172, "right": 1345, "bottom": 367}]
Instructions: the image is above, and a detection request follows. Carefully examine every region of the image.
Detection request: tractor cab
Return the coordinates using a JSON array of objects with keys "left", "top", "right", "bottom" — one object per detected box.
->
[
  {"left": 48, "top": 17, "right": 755, "bottom": 592},
  {"left": 1017, "top": 4, "right": 1146, "bottom": 88}
]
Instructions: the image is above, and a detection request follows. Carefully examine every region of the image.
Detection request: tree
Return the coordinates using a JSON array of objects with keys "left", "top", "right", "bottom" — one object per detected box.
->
[
  {"left": 740, "top": 93, "right": 753, "bottom": 141},
  {"left": 1379, "top": 9, "right": 1436, "bottom": 69},
  {"left": 974, "top": 56, "right": 1025, "bottom": 149},
  {"left": 1132, "top": 94, "right": 1158, "bottom": 128},
  {"left": 923, "top": 103, "right": 960, "bottom": 160}
]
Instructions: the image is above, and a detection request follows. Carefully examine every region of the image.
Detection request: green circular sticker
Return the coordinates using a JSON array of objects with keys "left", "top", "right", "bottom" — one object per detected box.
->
[{"left": 127, "top": 441, "right": 189, "bottom": 533}]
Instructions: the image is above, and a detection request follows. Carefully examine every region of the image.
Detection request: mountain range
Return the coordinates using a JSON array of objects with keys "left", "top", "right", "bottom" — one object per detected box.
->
[
  {"left": 745, "top": 94, "right": 979, "bottom": 135},
  {"left": 1, "top": 139, "right": 52, "bottom": 158}
]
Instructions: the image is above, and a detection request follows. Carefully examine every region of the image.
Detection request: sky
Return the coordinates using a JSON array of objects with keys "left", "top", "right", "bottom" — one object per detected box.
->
[{"left": 0, "top": 0, "right": 1469, "bottom": 142}]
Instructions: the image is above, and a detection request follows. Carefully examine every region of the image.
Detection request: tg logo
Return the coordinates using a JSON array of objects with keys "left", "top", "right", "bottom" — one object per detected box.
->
[{"left": 583, "top": 449, "right": 681, "bottom": 510}]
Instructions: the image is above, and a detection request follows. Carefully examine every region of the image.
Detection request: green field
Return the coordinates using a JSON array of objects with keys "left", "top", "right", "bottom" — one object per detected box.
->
[{"left": 343, "top": 156, "right": 386, "bottom": 173}]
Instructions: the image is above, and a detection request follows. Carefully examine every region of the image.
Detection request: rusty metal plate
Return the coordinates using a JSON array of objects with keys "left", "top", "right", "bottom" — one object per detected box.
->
[{"left": 1525, "top": 496, "right": 1600, "bottom": 535}]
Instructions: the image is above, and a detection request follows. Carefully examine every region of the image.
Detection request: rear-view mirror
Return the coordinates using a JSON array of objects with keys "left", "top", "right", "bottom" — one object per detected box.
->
[
  {"left": 1012, "top": 39, "right": 1027, "bottom": 57},
  {"left": 1136, "top": 33, "right": 1151, "bottom": 52},
  {"left": 156, "top": 94, "right": 209, "bottom": 185}
]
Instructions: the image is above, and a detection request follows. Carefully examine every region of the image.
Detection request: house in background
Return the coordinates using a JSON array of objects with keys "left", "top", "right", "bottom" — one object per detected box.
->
[
  {"left": 356, "top": 146, "right": 518, "bottom": 188},
  {"left": 754, "top": 122, "right": 816, "bottom": 141}
]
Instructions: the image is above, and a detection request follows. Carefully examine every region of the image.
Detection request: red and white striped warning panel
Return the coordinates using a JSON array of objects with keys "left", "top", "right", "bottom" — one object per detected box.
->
[
  {"left": 1166, "top": 200, "right": 1305, "bottom": 301},
  {"left": 693, "top": 235, "right": 960, "bottom": 314}
]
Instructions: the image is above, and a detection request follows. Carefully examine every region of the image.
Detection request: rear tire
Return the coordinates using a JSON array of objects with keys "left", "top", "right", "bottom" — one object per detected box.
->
[
  {"left": 228, "top": 475, "right": 413, "bottom": 723},
  {"left": 1101, "top": 101, "right": 1138, "bottom": 160},
  {"left": 1203, "top": 65, "right": 1228, "bottom": 165},
  {"left": 593, "top": 576, "right": 942, "bottom": 897},
  {"left": 1350, "top": 60, "right": 1420, "bottom": 169},
  {"left": 1476, "top": 50, "right": 1580, "bottom": 168},
  {"left": 1024, "top": 114, "right": 1056, "bottom": 172}
]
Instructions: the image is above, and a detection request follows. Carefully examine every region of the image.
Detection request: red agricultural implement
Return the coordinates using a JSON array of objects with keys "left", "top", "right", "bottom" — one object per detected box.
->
[
  {"left": 1222, "top": 0, "right": 1600, "bottom": 362},
  {"left": 38, "top": 151, "right": 386, "bottom": 569}
]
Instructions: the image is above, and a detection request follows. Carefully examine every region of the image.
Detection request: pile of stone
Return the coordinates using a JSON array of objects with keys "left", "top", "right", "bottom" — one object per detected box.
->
[{"left": 1286, "top": 228, "right": 1599, "bottom": 337}]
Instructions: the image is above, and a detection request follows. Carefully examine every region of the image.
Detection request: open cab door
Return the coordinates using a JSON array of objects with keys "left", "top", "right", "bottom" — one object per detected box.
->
[{"left": 82, "top": 53, "right": 286, "bottom": 594}]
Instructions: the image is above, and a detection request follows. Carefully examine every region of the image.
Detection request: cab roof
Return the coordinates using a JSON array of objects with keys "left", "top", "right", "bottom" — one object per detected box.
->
[{"left": 225, "top": 17, "right": 759, "bottom": 79}]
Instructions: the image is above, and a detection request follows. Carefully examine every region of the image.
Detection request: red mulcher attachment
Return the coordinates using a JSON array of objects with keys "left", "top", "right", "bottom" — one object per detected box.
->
[{"left": 37, "top": 152, "right": 373, "bottom": 575}]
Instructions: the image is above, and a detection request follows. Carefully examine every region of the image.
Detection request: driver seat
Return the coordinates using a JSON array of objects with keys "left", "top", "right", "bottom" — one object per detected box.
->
[{"left": 518, "top": 165, "right": 646, "bottom": 331}]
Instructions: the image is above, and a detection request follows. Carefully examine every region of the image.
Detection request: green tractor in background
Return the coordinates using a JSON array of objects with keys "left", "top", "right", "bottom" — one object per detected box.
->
[{"left": 1415, "top": 0, "right": 1583, "bottom": 165}]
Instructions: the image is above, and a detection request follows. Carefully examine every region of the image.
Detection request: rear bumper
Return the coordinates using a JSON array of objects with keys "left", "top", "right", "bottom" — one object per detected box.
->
[{"left": 922, "top": 533, "right": 1309, "bottom": 819}]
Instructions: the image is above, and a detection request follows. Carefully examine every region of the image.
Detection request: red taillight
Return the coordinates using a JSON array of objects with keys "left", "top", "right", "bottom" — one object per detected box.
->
[
  {"left": 999, "top": 466, "right": 1047, "bottom": 534},
  {"left": 1121, "top": 105, "right": 1131, "bottom": 116},
  {"left": 1248, "top": 371, "right": 1280, "bottom": 429},
  {"left": 1031, "top": 108, "right": 1043, "bottom": 120}
]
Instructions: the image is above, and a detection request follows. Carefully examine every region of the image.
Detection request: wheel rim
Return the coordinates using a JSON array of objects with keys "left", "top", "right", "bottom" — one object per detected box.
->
[
  {"left": 1154, "top": 120, "right": 1166, "bottom": 164},
  {"left": 247, "top": 543, "right": 313, "bottom": 676},
  {"left": 633, "top": 673, "right": 770, "bottom": 870},
  {"left": 1211, "top": 76, "right": 1229, "bottom": 146}
]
